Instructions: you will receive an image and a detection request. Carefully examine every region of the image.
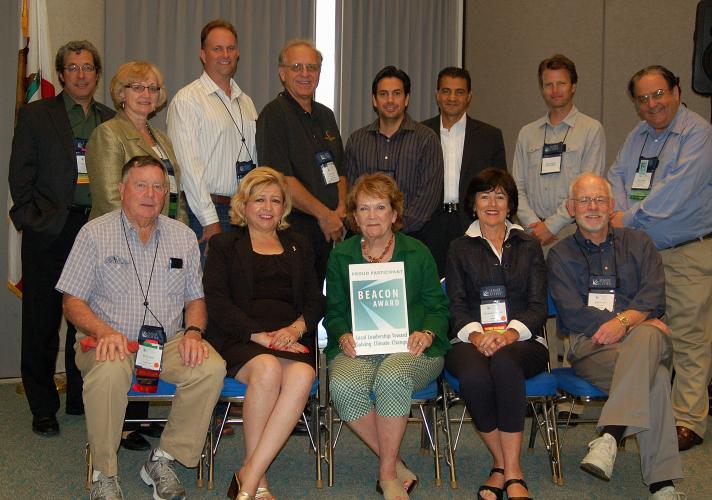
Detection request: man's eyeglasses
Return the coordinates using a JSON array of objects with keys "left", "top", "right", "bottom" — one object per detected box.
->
[
  {"left": 636, "top": 89, "right": 666, "bottom": 105},
  {"left": 63, "top": 63, "right": 96, "bottom": 73},
  {"left": 132, "top": 181, "right": 167, "bottom": 193},
  {"left": 125, "top": 83, "right": 161, "bottom": 94},
  {"left": 281, "top": 63, "right": 320, "bottom": 73},
  {"left": 571, "top": 196, "right": 610, "bottom": 206}
]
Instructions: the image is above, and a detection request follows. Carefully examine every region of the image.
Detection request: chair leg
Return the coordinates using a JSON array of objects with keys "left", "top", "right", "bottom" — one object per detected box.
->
[
  {"left": 440, "top": 384, "right": 458, "bottom": 489},
  {"left": 430, "top": 402, "right": 442, "bottom": 487},
  {"left": 85, "top": 443, "right": 93, "bottom": 490},
  {"left": 312, "top": 398, "right": 323, "bottom": 488},
  {"left": 527, "top": 402, "right": 538, "bottom": 452},
  {"left": 208, "top": 412, "right": 215, "bottom": 490},
  {"left": 326, "top": 403, "right": 334, "bottom": 487}
]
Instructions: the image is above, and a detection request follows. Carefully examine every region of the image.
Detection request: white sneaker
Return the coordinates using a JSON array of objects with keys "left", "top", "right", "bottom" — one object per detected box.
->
[
  {"left": 580, "top": 433, "right": 617, "bottom": 481},
  {"left": 649, "top": 486, "right": 686, "bottom": 499}
]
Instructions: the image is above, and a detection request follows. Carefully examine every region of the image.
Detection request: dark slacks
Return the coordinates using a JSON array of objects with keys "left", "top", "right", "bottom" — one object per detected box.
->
[
  {"left": 446, "top": 340, "right": 548, "bottom": 433},
  {"left": 416, "top": 209, "right": 468, "bottom": 278},
  {"left": 21, "top": 210, "right": 86, "bottom": 417}
]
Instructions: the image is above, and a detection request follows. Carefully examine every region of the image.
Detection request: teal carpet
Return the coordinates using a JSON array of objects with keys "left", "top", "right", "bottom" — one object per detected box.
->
[{"left": 0, "top": 383, "right": 710, "bottom": 499}]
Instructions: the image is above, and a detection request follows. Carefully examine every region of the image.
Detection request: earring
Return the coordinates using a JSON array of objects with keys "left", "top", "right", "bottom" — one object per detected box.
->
[{"left": 121, "top": 101, "right": 125, "bottom": 109}]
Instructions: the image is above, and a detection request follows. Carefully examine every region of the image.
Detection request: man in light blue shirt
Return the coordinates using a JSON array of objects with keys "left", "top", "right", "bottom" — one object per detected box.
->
[{"left": 608, "top": 65, "right": 712, "bottom": 452}]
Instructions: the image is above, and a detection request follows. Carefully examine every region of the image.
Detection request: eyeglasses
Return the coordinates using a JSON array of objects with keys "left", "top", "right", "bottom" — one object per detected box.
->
[
  {"left": 125, "top": 83, "right": 161, "bottom": 94},
  {"left": 63, "top": 63, "right": 96, "bottom": 73},
  {"left": 281, "top": 63, "right": 320, "bottom": 73},
  {"left": 572, "top": 196, "right": 610, "bottom": 206},
  {"left": 636, "top": 89, "right": 667, "bottom": 105},
  {"left": 132, "top": 181, "right": 167, "bottom": 193}
]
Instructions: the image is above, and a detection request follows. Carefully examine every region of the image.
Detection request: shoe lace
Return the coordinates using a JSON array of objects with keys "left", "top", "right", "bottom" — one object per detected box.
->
[
  {"left": 150, "top": 456, "right": 180, "bottom": 489},
  {"left": 93, "top": 474, "right": 122, "bottom": 498}
]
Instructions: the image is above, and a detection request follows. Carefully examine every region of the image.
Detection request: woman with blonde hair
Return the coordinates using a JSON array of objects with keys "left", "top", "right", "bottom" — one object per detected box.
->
[{"left": 204, "top": 166, "right": 324, "bottom": 499}]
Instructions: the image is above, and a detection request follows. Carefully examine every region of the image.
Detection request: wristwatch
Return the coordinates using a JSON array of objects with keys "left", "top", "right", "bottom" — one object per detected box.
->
[
  {"left": 615, "top": 313, "right": 630, "bottom": 331},
  {"left": 185, "top": 325, "right": 204, "bottom": 337}
]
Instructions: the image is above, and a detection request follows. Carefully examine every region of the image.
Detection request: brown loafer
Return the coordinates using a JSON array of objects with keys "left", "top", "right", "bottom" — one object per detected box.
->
[{"left": 676, "top": 425, "right": 703, "bottom": 451}]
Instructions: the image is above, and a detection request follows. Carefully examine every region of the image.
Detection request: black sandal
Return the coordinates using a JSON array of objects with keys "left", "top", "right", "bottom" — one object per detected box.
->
[
  {"left": 478, "top": 467, "right": 505, "bottom": 500},
  {"left": 504, "top": 478, "right": 533, "bottom": 500}
]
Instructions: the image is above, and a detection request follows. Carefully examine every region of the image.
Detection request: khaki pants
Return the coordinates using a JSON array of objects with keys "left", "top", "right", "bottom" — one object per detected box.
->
[
  {"left": 75, "top": 332, "right": 226, "bottom": 476},
  {"left": 660, "top": 238, "right": 712, "bottom": 436}
]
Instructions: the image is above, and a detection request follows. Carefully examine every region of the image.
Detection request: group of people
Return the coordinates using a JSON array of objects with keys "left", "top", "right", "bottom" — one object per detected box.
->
[{"left": 8, "top": 15, "right": 710, "bottom": 500}]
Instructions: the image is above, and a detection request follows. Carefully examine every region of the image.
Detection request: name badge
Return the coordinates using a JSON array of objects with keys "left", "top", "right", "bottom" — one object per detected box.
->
[
  {"left": 630, "top": 156, "right": 658, "bottom": 200},
  {"left": 236, "top": 160, "right": 255, "bottom": 182},
  {"left": 135, "top": 325, "right": 166, "bottom": 372},
  {"left": 587, "top": 275, "right": 616, "bottom": 311},
  {"left": 316, "top": 150, "right": 339, "bottom": 185},
  {"left": 75, "top": 138, "right": 89, "bottom": 183},
  {"left": 540, "top": 142, "right": 565, "bottom": 175},
  {"left": 479, "top": 285, "right": 508, "bottom": 333}
]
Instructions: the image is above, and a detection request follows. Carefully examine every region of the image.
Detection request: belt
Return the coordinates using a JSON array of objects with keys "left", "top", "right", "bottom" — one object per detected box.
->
[
  {"left": 442, "top": 202, "right": 459, "bottom": 213},
  {"left": 669, "top": 232, "right": 712, "bottom": 250},
  {"left": 210, "top": 194, "right": 231, "bottom": 206},
  {"left": 68, "top": 204, "right": 91, "bottom": 216}
]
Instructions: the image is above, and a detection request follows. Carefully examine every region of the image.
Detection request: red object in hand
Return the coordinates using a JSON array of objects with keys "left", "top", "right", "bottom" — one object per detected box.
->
[{"left": 79, "top": 336, "right": 139, "bottom": 353}]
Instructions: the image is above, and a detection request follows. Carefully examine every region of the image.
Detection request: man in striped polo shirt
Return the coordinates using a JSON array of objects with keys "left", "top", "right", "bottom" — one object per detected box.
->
[{"left": 344, "top": 66, "right": 443, "bottom": 240}]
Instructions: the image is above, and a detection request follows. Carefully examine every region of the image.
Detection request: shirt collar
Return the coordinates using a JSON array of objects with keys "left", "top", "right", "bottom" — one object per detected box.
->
[
  {"left": 573, "top": 226, "right": 615, "bottom": 250},
  {"left": 199, "top": 71, "right": 242, "bottom": 100},
  {"left": 440, "top": 112, "right": 467, "bottom": 133},
  {"left": 367, "top": 113, "right": 417, "bottom": 135},
  {"left": 640, "top": 103, "right": 686, "bottom": 138},
  {"left": 62, "top": 90, "right": 96, "bottom": 113},
  {"left": 465, "top": 219, "right": 524, "bottom": 239},
  {"left": 120, "top": 209, "right": 162, "bottom": 242},
  {"left": 544, "top": 105, "right": 579, "bottom": 128}
]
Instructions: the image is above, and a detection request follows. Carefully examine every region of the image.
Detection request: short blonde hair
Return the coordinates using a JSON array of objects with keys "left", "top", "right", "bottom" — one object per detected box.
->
[
  {"left": 109, "top": 60, "right": 167, "bottom": 110},
  {"left": 229, "top": 167, "right": 292, "bottom": 229},
  {"left": 345, "top": 173, "right": 405, "bottom": 233}
]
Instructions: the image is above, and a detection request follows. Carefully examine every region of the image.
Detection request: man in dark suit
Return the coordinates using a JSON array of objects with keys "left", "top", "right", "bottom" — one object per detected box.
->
[
  {"left": 421, "top": 67, "right": 506, "bottom": 276},
  {"left": 8, "top": 40, "right": 114, "bottom": 436}
]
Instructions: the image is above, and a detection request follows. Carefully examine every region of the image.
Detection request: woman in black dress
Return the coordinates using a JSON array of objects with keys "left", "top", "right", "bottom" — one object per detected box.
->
[{"left": 204, "top": 167, "right": 324, "bottom": 500}]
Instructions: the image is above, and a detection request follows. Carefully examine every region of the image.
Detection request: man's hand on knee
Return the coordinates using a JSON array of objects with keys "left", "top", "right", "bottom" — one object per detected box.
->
[
  {"left": 95, "top": 331, "right": 130, "bottom": 361},
  {"left": 178, "top": 332, "right": 210, "bottom": 368}
]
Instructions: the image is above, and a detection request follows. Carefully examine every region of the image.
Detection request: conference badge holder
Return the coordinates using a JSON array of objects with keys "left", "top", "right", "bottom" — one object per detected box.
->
[
  {"left": 480, "top": 285, "right": 508, "bottom": 334},
  {"left": 540, "top": 142, "right": 565, "bottom": 175},
  {"left": 133, "top": 325, "right": 166, "bottom": 393},
  {"left": 587, "top": 275, "right": 616, "bottom": 312},
  {"left": 316, "top": 150, "right": 339, "bottom": 185},
  {"left": 630, "top": 156, "right": 658, "bottom": 200}
]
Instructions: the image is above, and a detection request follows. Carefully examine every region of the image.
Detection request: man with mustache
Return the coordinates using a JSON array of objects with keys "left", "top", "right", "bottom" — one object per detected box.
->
[
  {"left": 608, "top": 65, "right": 712, "bottom": 452},
  {"left": 548, "top": 173, "right": 683, "bottom": 500}
]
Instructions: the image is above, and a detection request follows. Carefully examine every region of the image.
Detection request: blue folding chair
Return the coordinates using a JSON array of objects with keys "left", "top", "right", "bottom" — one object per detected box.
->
[
  {"left": 84, "top": 378, "right": 195, "bottom": 488},
  {"left": 203, "top": 375, "right": 322, "bottom": 490},
  {"left": 321, "top": 374, "right": 445, "bottom": 488},
  {"left": 440, "top": 366, "right": 563, "bottom": 487}
]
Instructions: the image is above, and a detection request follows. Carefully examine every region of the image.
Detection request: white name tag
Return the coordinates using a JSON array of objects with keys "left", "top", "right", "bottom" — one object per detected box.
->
[
  {"left": 631, "top": 170, "right": 653, "bottom": 190},
  {"left": 540, "top": 155, "right": 561, "bottom": 174},
  {"left": 588, "top": 291, "right": 615, "bottom": 312},
  {"left": 321, "top": 161, "right": 339, "bottom": 185},
  {"left": 481, "top": 300, "right": 508, "bottom": 326},
  {"left": 168, "top": 174, "right": 178, "bottom": 194},
  {"left": 135, "top": 340, "right": 163, "bottom": 370},
  {"left": 76, "top": 155, "right": 87, "bottom": 174}
]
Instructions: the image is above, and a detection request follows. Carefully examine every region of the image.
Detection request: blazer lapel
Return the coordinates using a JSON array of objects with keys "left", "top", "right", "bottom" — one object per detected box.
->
[
  {"left": 116, "top": 112, "right": 154, "bottom": 156},
  {"left": 47, "top": 94, "right": 77, "bottom": 166}
]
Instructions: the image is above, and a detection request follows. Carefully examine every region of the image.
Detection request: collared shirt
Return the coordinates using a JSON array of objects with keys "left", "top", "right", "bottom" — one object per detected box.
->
[
  {"left": 440, "top": 113, "right": 467, "bottom": 203},
  {"left": 63, "top": 92, "right": 102, "bottom": 206},
  {"left": 607, "top": 105, "right": 712, "bottom": 249},
  {"left": 56, "top": 210, "right": 203, "bottom": 341},
  {"left": 344, "top": 114, "right": 444, "bottom": 233},
  {"left": 512, "top": 106, "right": 606, "bottom": 235},
  {"left": 547, "top": 227, "right": 665, "bottom": 338},
  {"left": 256, "top": 91, "right": 345, "bottom": 213},
  {"left": 167, "top": 71, "right": 258, "bottom": 226},
  {"left": 455, "top": 220, "right": 537, "bottom": 344}
]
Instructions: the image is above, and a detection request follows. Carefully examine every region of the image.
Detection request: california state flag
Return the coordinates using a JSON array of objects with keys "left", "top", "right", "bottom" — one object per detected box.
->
[{"left": 7, "top": 0, "right": 58, "bottom": 297}]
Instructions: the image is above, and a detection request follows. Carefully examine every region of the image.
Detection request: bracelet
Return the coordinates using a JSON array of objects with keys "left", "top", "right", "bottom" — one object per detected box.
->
[
  {"left": 289, "top": 323, "right": 306, "bottom": 339},
  {"left": 615, "top": 313, "right": 630, "bottom": 331}
]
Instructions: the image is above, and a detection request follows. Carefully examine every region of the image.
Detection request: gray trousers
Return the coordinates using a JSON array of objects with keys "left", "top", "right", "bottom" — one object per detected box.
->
[{"left": 569, "top": 324, "right": 683, "bottom": 485}]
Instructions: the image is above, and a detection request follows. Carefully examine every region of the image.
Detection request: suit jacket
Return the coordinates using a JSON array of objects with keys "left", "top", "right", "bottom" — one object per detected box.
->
[
  {"left": 203, "top": 227, "right": 325, "bottom": 352},
  {"left": 85, "top": 110, "right": 187, "bottom": 223},
  {"left": 9, "top": 93, "right": 115, "bottom": 238},
  {"left": 422, "top": 114, "right": 506, "bottom": 224}
]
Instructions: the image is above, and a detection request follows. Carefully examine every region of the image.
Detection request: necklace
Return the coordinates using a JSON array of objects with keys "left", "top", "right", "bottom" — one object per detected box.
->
[{"left": 361, "top": 234, "right": 394, "bottom": 263}]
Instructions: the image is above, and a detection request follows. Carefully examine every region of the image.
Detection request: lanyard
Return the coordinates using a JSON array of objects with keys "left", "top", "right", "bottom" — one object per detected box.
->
[
  {"left": 121, "top": 212, "right": 164, "bottom": 328},
  {"left": 217, "top": 93, "right": 253, "bottom": 163},
  {"left": 543, "top": 121, "right": 570, "bottom": 147},
  {"left": 637, "top": 130, "right": 672, "bottom": 166},
  {"left": 574, "top": 233, "right": 619, "bottom": 287}
]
